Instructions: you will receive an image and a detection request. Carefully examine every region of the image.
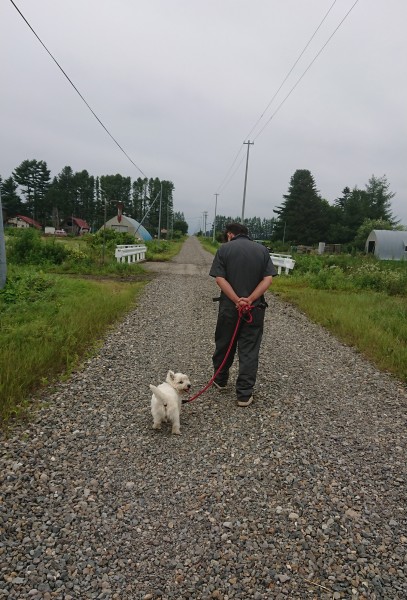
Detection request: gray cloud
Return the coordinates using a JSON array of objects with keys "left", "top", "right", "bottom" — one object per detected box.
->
[{"left": 1, "top": 0, "right": 406, "bottom": 233}]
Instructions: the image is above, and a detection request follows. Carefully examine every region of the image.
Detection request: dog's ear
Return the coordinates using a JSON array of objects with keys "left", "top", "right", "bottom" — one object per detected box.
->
[{"left": 168, "top": 370, "right": 175, "bottom": 381}]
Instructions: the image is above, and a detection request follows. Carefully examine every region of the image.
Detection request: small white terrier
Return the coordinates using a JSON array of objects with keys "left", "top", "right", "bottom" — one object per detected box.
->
[{"left": 150, "top": 370, "right": 191, "bottom": 435}]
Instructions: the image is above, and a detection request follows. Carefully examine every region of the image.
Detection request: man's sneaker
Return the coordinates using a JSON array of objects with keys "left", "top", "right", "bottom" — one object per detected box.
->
[
  {"left": 213, "top": 381, "right": 227, "bottom": 391},
  {"left": 237, "top": 396, "right": 253, "bottom": 407}
]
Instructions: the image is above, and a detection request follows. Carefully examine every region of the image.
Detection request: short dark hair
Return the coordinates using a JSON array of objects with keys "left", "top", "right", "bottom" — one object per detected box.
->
[{"left": 224, "top": 222, "right": 249, "bottom": 236}]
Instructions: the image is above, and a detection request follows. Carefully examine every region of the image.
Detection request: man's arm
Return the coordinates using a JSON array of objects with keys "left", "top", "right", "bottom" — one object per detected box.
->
[
  {"left": 240, "top": 276, "right": 273, "bottom": 306},
  {"left": 215, "top": 275, "right": 273, "bottom": 308},
  {"left": 215, "top": 277, "right": 241, "bottom": 306}
]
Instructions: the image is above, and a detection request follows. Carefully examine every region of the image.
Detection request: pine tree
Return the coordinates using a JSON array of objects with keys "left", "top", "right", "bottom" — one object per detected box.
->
[
  {"left": 131, "top": 178, "right": 148, "bottom": 222},
  {"left": 365, "top": 175, "right": 396, "bottom": 223},
  {"left": 273, "top": 170, "right": 331, "bottom": 245},
  {"left": 0, "top": 176, "right": 22, "bottom": 215},
  {"left": 100, "top": 174, "right": 132, "bottom": 218},
  {"left": 13, "top": 159, "right": 50, "bottom": 222}
]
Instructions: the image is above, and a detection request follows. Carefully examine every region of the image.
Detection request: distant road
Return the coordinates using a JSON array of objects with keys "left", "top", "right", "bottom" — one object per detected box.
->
[{"left": 143, "top": 235, "right": 213, "bottom": 275}]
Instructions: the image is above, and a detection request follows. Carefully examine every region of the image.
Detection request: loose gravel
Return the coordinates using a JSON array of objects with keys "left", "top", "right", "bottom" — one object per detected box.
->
[{"left": 1, "top": 237, "right": 406, "bottom": 600}]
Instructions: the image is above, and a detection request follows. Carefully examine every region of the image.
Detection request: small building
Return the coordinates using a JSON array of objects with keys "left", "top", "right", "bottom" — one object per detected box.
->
[
  {"left": 101, "top": 215, "right": 153, "bottom": 242},
  {"left": 365, "top": 229, "right": 407, "bottom": 261},
  {"left": 6, "top": 215, "right": 42, "bottom": 230},
  {"left": 62, "top": 217, "right": 90, "bottom": 236}
]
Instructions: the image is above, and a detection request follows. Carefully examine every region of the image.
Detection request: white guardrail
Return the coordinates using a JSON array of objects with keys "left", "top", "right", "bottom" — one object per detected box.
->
[
  {"left": 270, "top": 253, "right": 296, "bottom": 275},
  {"left": 115, "top": 244, "right": 147, "bottom": 263}
]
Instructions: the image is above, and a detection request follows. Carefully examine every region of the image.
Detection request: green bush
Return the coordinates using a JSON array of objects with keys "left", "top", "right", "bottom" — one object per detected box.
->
[
  {"left": 88, "top": 229, "right": 136, "bottom": 250},
  {"left": 0, "top": 269, "right": 55, "bottom": 306},
  {"left": 146, "top": 240, "right": 171, "bottom": 255},
  {"left": 289, "top": 254, "right": 407, "bottom": 296},
  {"left": 350, "top": 263, "right": 407, "bottom": 295},
  {"left": 303, "top": 266, "right": 351, "bottom": 291},
  {"left": 7, "top": 228, "right": 69, "bottom": 265}
]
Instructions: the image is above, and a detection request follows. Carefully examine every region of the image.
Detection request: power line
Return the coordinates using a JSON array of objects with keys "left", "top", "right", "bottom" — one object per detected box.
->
[
  {"left": 216, "top": 144, "right": 246, "bottom": 194},
  {"left": 215, "top": 0, "right": 359, "bottom": 194},
  {"left": 253, "top": 0, "right": 360, "bottom": 142},
  {"left": 218, "top": 154, "right": 246, "bottom": 195},
  {"left": 245, "top": 0, "right": 338, "bottom": 142},
  {"left": 215, "top": 0, "right": 338, "bottom": 194},
  {"left": 9, "top": 0, "right": 148, "bottom": 179}
]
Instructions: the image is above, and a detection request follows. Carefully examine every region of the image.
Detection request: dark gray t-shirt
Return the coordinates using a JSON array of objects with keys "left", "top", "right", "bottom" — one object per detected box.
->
[{"left": 209, "top": 235, "right": 277, "bottom": 304}]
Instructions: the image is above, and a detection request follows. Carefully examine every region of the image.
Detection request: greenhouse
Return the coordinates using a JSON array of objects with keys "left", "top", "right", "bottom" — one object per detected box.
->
[{"left": 365, "top": 229, "right": 407, "bottom": 261}]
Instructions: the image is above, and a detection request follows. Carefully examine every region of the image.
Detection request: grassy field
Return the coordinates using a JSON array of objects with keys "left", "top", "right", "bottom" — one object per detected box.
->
[
  {"left": 0, "top": 230, "right": 185, "bottom": 425},
  {"left": 273, "top": 281, "right": 407, "bottom": 382},
  {"left": 199, "top": 236, "right": 407, "bottom": 383},
  {"left": 0, "top": 266, "right": 146, "bottom": 424}
]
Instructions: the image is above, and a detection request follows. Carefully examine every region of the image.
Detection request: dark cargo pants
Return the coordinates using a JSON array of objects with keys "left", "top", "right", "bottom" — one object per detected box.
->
[{"left": 212, "top": 301, "right": 266, "bottom": 400}]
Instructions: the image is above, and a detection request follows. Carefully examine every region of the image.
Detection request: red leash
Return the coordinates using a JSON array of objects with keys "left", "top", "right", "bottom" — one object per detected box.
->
[{"left": 182, "top": 304, "right": 254, "bottom": 404}]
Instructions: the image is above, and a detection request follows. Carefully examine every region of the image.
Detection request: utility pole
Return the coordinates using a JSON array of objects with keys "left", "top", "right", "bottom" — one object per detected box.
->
[
  {"left": 203, "top": 211, "right": 208, "bottom": 237},
  {"left": 241, "top": 140, "right": 254, "bottom": 223},
  {"left": 213, "top": 193, "right": 219, "bottom": 242},
  {"left": 102, "top": 194, "right": 107, "bottom": 263},
  {"left": 0, "top": 189, "right": 7, "bottom": 289},
  {"left": 158, "top": 183, "right": 163, "bottom": 240},
  {"left": 166, "top": 198, "right": 169, "bottom": 239}
]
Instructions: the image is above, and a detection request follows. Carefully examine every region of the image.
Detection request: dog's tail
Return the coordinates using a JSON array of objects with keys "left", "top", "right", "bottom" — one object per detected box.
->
[{"left": 149, "top": 384, "right": 168, "bottom": 405}]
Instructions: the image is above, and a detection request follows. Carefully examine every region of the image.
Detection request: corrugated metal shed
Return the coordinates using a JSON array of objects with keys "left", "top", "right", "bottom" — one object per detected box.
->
[
  {"left": 101, "top": 215, "right": 153, "bottom": 241},
  {"left": 365, "top": 229, "right": 407, "bottom": 260}
]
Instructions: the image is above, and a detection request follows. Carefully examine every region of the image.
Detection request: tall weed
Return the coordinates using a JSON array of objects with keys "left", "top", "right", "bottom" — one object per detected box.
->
[
  {"left": 7, "top": 228, "right": 69, "bottom": 265},
  {"left": 145, "top": 238, "right": 185, "bottom": 261},
  {"left": 0, "top": 268, "right": 144, "bottom": 423},
  {"left": 290, "top": 254, "right": 407, "bottom": 296},
  {"left": 272, "top": 284, "right": 407, "bottom": 382}
]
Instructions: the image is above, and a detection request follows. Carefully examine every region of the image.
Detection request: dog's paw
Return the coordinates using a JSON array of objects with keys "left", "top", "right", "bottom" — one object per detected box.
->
[
  {"left": 171, "top": 427, "right": 181, "bottom": 435},
  {"left": 152, "top": 423, "right": 162, "bottom": 430}
]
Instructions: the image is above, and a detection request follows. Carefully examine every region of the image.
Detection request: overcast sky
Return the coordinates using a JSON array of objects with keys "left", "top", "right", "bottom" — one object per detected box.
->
[{"left": 1, "top": 0, "right": 406, "bottom": 234}]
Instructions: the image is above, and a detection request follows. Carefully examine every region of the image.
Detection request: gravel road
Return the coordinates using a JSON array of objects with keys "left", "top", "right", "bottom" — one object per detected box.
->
[{"left": 1, "top": 236, "right": 406, "bottom": 600}]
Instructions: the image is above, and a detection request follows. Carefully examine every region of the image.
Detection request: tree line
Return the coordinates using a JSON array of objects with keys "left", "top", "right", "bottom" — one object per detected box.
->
[
  {"left": 211, "top": 170, "right": 400, "bottom": 247},
  {"left": 0, "top": 159, "right": 188, "bottom": 235},
  {"left": 1, "top": 161, "right": 400, "bottom": 245},
  {"left": 208, "top": 215, "right": 275, "bottom": 241}
]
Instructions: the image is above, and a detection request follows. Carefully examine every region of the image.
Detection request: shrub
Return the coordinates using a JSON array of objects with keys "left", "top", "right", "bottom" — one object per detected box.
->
[
  {"left": 0, "top": 269, "right": 55, "bottom": 306},
  {"left": 7, "top": 228, "right": 69, "bottom": 265},
  {"left": 289, "top": 254, "right": 407, "bottom": 296},
  {"left": 88, "top": 229, "right": 136, "bottom": 250},
  {"left": 146, "top": 240, "right": 171, "bottom": 255},
  {"left": 350, "top": 263, "right": 407, "bottom": 295}
]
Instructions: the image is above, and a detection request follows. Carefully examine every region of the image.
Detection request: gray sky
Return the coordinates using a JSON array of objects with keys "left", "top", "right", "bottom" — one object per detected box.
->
[{"left": 1, "top": 0, "right": 406, "bottom": 234}]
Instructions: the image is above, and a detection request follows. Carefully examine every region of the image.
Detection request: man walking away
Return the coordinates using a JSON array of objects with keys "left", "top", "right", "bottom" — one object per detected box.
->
[{"left": 209, "top": 223, "right": 277, "bottom": 406}]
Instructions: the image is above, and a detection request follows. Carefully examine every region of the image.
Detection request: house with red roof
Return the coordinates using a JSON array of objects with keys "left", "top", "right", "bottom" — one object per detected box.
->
[
  {"left": 62, "top": 217, "right": 90, "bottom": 236},
  {"left": 6, "top": 215, "right": 42, "bottom": 230}
]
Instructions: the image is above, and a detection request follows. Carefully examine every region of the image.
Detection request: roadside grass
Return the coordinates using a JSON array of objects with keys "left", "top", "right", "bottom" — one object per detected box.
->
[
  {"left": 0, "top": 266, "right": 145, "bottom": 424},
  {"left": 272, "top": 278, "right": 407, "bottom": 382},
  {"left": 1, "top": 232, "right": 187, "bottom": 425},
  {"left": 199, "top": 237, "right": 219, "bottom": 255},
  {"left": 145, "top": 237, "right": 185, "bottom": 261},
  {"left": 52, "top": 236, "right": 186, "bottom": 267}
]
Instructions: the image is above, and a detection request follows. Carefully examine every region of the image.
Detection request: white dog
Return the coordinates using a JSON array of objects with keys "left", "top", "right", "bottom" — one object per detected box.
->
[{"left": 150, "top": 370, "right": 191, "bottom": 435}]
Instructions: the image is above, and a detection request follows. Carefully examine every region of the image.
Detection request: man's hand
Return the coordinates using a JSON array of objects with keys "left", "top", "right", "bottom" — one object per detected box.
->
[{"left": 236, "top": 297, "right": 251, "bottom": 310}]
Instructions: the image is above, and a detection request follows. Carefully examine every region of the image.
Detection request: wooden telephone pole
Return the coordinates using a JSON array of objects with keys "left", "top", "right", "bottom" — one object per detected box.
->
[{"left": 241, "top": 140, "right": 254, "bottom": 222}]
